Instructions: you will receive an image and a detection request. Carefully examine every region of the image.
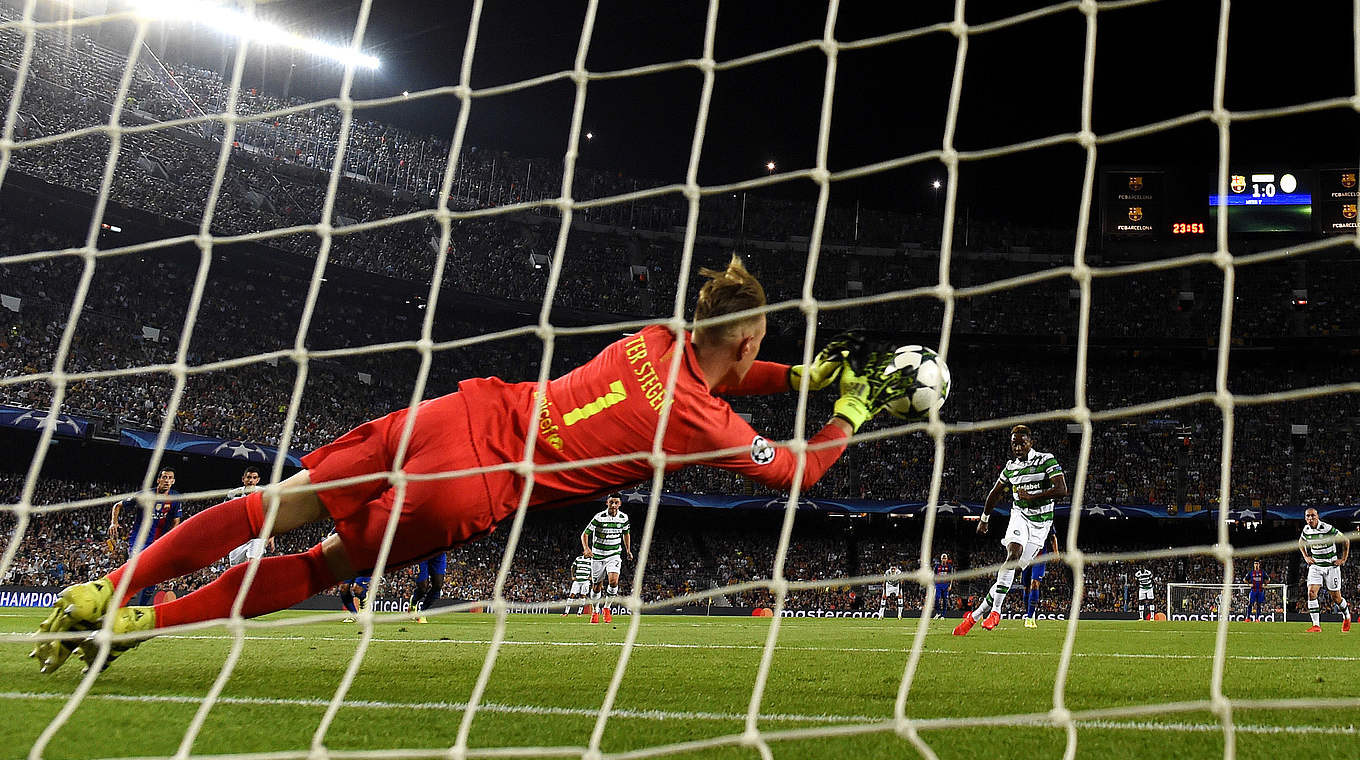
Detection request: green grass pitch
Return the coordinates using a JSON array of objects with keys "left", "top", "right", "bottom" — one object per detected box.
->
[{"left": 1, "top": 609, "right": 1355, "bottom": 759}]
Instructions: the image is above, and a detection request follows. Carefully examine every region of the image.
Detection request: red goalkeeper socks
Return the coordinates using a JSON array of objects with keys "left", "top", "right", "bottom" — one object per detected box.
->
[
  {"left": 156, "top": 544, "right": 338, "bottom": 628},
  {"left": 108, "top": 491, "right": 264, "bottom": 596}
]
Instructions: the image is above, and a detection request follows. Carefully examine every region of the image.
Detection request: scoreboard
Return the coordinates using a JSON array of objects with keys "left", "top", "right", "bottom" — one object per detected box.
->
[
  {"left": 1101, "top": 167, "right": 1358, "bottom": 242},
  {"left": 1316, "top": 169, "right": 1359, "bottom": 235}
]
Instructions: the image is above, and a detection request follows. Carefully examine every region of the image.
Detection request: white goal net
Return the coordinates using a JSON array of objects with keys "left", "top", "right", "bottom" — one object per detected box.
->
[{"left": 2, "top": 1, "right": 1359, "bottom": 759}]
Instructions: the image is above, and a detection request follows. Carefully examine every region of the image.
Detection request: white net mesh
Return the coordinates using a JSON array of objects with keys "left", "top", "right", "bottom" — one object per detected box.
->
[{"left": 1, "top": 1, "right": 1359, "bottom": 759}]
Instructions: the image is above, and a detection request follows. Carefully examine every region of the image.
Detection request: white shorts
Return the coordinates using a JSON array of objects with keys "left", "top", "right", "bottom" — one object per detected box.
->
[
  {"left": 1307, "top": 564, "right": 1342, "bottom": 592},
  {"left": 227, "top": 538, "right": 267, "bottom": 566},
  {"left": 1138, "top": 588, "right": 1155, "bottom": 601},
  {"left": 570, "top": 580, "right": 592, "bottom": 596},
  {"left": 1002, "top": 511, "right": 1052, "bottom": 561},
  {"left": 592, "top": 555, "right": 622, "bottom": 582},
  {"left": 884, "top": 582, "right": 902, "bottom": 597}
]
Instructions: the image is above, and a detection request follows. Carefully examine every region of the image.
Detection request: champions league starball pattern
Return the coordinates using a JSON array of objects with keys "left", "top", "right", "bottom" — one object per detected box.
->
[{"left": 879, "top": 345, "right": 951, "bottom": 421}]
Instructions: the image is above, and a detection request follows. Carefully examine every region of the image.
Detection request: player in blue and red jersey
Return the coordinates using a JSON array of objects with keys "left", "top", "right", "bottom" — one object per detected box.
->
[
  {"left": 1020, "top": 531, "right": 1060, "bottom": 628},
  {"left": 107, "top": 468, "right": 181, "bottom": 606},
  {"left": 34, "top": 255, "right": 919, "bottom": 673},
  {"left": 932, "top": 553, "right": 954, "bottom": 617},
  {"left": 1246, "top": 560, "right": 1268, "bottom": 621},
  {"left": 407, "top": 554, "right": 446, "bottom": 623}
]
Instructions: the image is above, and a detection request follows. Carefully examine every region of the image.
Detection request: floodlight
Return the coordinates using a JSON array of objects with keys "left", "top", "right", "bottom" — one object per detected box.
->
[{"left": 131, "top": 0, "right": 380, "bottom": 70}]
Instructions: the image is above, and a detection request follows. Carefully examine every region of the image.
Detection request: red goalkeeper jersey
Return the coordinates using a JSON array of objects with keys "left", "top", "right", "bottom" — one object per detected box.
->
[{"left": 458, "top": 324, "right": 849, "bottom": 516}]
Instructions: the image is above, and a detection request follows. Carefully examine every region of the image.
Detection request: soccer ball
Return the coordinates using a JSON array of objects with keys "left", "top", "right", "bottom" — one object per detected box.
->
[{"left": 879, "top": 345, "right": 951, "bottom": 421}]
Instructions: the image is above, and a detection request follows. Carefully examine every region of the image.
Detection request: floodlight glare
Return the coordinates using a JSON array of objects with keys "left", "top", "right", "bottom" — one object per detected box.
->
[{"left": 131, "top": 0, "right": 380, "bottom": 69}]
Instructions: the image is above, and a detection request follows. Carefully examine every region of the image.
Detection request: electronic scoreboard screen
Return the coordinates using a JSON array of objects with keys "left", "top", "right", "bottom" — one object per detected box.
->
[
  {"left": 1316, "top": 168, "right": 1358, "bottom": 235},
  {"left": 1207, "top": 170, "right": 1313, "bottom": 233},
  {"left": 1101, "top": 166, "right": 1349, "bottom": 244},
  {"left": 1101, "top": 171, "right": 1163, "bottom": 237}
]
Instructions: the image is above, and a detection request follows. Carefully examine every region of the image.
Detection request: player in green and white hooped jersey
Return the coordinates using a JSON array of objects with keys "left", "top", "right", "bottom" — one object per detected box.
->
[
  {"left": 581, "top": 493, "right": 632, "bottom": 618},
  {"left": 563, "top": 553, "right": 594, "bottom": 616},
  {"left": 1299, "top": 508, "right": 1351, "bottom": 632},
  {"left": 955, "top": 425, "right": 1068, "bottom": 636},
  {"left": 1133, "top": 566, "right": 1155, "bottom": 621}
]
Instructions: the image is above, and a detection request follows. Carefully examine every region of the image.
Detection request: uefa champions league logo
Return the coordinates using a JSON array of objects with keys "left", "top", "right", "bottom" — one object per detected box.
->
[
  {"left": 11, "top": 409, "right": 82, "bottom": 435},
  {"left": 212, "top": 440, "right": 268, "bottom": 460}
]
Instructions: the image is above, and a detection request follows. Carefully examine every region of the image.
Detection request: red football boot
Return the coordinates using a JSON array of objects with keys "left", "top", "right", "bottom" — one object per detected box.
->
[
  {"left": 602, "top": 607, "right": 613, "bottom": 623},
  {"left": 952, "top": 614, "right": 976, "bottom": 636},
  {"left": 589, "top": 612, "right": 600, "bottom": 624},
  {"left": 1306, "top": 624, "right": 1322, "bottom": 633},
  {"left": 1342, "top": 618, "right": 1351, "bottom": 632},
  {"left": 981, "top": 611, "right": 1001, "bottom": 630}
]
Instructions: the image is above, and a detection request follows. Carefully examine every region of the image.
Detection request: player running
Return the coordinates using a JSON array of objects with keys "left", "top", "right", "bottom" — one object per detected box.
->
[
  {"left": 1021, "top": 532, "right": 1059, "bottom": 628},
  {"left": 107, "top": 468, "right": 181, "bottom": 607},
  {"left": 1299, "top": 508, "right": 1351, "bottom": 633},
  {"left": 563, "top": 552, "right": 593, "bottom": 616},
  {"left": 1245, "top": 560, "right": 1268, "bottom": 622},
  {"left": 1133, "top": 564, "right": 1155, "bottom": 621},
  {"left": 931, "top": 554, "right": 953, "bottom": 618},
  {"left": 955, "top": 425, "right": 1067, "bottom": 635},
  {"left": 225, "top": 467, "right": 274, "bottom": 567},
  {"left": 582, "top": 494, "right": 631, "bottom": 624},
  {"left": 33, "top": 255, "right": 920, "bottom": 674}
]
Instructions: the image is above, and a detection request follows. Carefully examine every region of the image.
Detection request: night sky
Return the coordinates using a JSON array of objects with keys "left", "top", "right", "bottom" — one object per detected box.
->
[{"left": 147, "top": 1, "right": 1359, "bottom": 226}]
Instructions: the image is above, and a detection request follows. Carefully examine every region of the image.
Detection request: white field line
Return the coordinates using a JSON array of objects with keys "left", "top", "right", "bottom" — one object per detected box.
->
[
  {"left": 0, "top": 692, "right": 1356, "bottom": 738},
  {"left": 156, "top": 635, "right": 1360, "bottom": 663},
  {"left": 5, "top": 629, "right": 1360, "bottom": 662}
]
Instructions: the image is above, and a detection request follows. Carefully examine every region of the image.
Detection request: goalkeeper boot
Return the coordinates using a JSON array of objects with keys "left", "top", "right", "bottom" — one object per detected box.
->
[
  {"left": 1306, "top": 624, "right": 1322, "bottom": 633},
  {"left": 981, "top": 611, "right": 1001, "bottom": 630},
  {"left": 31, "top": 578, "right": 115, "bottom": 673},
  {"left": 952, "top": 614, "right": 976, "bottom": 636},
  {"left": 77, "top": 606, "right": 155, "bottom": 674}
]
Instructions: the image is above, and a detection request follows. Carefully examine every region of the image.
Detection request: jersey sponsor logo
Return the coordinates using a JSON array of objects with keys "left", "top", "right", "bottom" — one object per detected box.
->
[
  {"left": 750, "top": 435, "right": 775, "bottom": 465},
  {"left": 562, "top": 381, "right": 628, "bottom": 426},
  {"left": 533, "top": 391, "right": 564, "bottom": 450}
]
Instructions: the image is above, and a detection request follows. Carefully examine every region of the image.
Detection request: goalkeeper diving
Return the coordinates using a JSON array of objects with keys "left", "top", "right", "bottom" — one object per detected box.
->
[{"left": 31, "top": 255, "right": 925, "bottom": 673}]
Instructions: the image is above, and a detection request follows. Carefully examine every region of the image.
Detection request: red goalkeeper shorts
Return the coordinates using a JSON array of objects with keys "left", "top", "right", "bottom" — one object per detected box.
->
[{"left": 300, "top": 391, "right": 518, "bottom": 574}]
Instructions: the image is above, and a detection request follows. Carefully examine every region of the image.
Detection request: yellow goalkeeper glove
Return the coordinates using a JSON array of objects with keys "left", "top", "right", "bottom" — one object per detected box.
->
[
  {"left": 832, "top": 363, "right": 872, "bottom": 432},
  {"left": 788, "top": 337, "right": 854, "bottom": 392}
]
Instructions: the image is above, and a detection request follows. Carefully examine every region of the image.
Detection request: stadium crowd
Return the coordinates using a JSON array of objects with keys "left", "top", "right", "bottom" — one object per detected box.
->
[{"left": 2, "top": 12, "right": 1357, "bottom": 338}]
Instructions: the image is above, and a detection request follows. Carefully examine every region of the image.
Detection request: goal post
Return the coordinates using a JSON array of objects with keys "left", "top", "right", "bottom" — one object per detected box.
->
[{"left": 1166, "top": 583, "right": 1288, "bottom": 623}]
